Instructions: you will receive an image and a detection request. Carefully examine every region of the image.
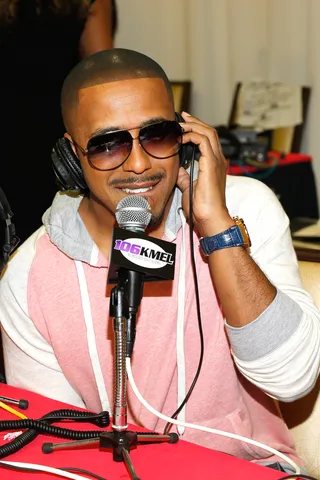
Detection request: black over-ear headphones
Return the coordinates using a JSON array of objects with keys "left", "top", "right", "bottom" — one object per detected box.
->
[
  {"left": 0, "top": 187, "right": 19, "bottom": 274},
  {"left": 51, "top": 112, "right": 200, "bottom": 194}
]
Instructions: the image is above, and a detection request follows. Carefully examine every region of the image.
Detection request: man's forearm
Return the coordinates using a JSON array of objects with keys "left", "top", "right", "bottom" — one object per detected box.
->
[{"left": 207, "top": 246, "right": 276, "bottom": 327}]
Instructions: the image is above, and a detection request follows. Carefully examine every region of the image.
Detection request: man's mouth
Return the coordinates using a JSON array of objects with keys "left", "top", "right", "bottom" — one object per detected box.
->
[
  {"left": 121, "top": 186, "right": 154, "bottom": 194},
  {"left": 111, "top": 174, "right": 164, "bottom": 195}
]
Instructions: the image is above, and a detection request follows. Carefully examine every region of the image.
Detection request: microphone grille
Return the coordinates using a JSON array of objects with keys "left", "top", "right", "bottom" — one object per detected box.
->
[{"left": 115, "top": 195, "right": 152, "bottom": 232}]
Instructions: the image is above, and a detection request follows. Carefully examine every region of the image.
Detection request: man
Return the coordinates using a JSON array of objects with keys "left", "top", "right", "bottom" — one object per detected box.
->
[{"left": 0, "top": 49, "right": 319, "bottom": 473}]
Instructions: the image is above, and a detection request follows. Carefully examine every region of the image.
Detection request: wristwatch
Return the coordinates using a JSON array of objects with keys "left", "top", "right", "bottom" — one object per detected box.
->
[{"left": 199, "top": 217, "right": 251, "bottom": 256}]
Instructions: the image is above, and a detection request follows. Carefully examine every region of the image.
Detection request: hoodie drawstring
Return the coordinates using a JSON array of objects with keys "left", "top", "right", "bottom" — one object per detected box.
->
[{"left": 75, "top": 260, "right": 111, "bottom": 413}]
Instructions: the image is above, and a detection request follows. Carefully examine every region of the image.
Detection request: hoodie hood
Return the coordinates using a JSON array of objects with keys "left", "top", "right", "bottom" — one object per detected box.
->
[{"left": 43, "top": 186, "right": 185, "bottom": 266}]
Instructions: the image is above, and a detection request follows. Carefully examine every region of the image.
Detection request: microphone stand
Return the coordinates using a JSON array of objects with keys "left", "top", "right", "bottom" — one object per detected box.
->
[{"left": 43, "top": 267, "right": 178, "bottom": 480}]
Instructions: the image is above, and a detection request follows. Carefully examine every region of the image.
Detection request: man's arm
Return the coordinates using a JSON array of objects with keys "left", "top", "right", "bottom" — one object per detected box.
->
[
  {"left": 0, "top": 233, "right": 85, "bottom": 408},
  {"left": 177, "top": 113, "right": 276, "bottom": 326},
  {"left": 177, "top": 112, "right": 320, "bottom": 400},
  {"left": 224, "top": 177, "right": 320, "bottom": 401},
  {"left": 1, "top": 328, "right": 85, "bottom": 408},
  {"left": 79, "top": 0, "right": 115, "bottom": 58},
  {"left": 206, "top": 229, "right": 276, "bottom": 326}
]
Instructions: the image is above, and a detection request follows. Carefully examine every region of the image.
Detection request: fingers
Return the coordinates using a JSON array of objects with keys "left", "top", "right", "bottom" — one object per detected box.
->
[
  {"left": 179, "top": 113, "right": 226, "bottom": 164},
  {"left": 181, "top": 128, "right": 228, "bottom": 173},
  {"left": 176, "top": 166, "right": 191, "bottom": 194},
  {"left": 177, "top": 113, "right": 229, "bottom": 228},
  {"left": 181, "top": 130, "right": 216, "bottom": 166},
  {"left": 181, "top": 111, "right": 208, "bottom": 128}
]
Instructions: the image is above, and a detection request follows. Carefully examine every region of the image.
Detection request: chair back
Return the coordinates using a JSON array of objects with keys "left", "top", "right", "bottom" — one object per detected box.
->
[{"left": 280, "top": 261, "right": 320, "bottom": 479}]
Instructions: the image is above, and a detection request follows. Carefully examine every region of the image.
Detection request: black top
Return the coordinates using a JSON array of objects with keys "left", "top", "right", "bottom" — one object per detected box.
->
[{"left": 0, "top": 1, "right": 117, "bottom": 243}]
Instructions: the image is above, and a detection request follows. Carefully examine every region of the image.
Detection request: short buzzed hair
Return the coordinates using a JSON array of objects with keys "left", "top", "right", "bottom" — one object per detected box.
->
[{"left": 61, "top": 48, "right": 174, "bottom": 131}]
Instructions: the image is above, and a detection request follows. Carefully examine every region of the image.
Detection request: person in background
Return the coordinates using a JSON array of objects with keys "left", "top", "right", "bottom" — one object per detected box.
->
[{"left": 0, "top": 0, "right": 118, "bottom": 243}]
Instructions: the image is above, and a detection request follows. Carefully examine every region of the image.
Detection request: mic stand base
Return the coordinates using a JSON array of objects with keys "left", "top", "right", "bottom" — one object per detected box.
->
[
  {"left": 43, "top": 430, "right": 178, "bottom": 480},
  {"left": 100, "top": 429, "right": 178, "bottom": 479}
]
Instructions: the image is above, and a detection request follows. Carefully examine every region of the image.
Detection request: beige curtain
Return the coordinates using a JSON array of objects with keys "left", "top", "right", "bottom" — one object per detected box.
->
[{"left": 115, "top": 0, "right": 320, "bottom": 206}]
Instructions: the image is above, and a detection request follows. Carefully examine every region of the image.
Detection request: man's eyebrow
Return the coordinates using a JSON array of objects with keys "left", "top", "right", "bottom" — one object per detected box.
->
[{"left": 88, "top": 116, "right": 169, "bottom": 138}]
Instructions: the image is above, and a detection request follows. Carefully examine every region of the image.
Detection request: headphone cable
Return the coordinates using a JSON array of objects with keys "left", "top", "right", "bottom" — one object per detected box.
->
[{"left": 163, "top": 146, "right": 204, "bottom": 434}]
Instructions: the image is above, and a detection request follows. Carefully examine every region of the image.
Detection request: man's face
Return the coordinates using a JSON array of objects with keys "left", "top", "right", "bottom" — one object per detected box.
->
[{"left": 69, "top": 77, "right": 179, "bottom": 227}]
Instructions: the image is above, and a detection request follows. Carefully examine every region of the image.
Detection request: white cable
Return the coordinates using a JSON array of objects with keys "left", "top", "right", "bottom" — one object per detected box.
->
[
  {"left": 126, "top": 358, "right": 301, "bottom": 475},
  {"left": 0, "top": 461, "right": 89, "bottom": 479}
]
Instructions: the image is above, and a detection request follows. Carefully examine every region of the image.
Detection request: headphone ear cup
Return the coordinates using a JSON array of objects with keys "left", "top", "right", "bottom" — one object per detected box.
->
[
  {"left": 175, "top": 112, "right": 200, "bottom": 168},
  {"left": 0, "top": 186, "right": 12, "bottom": 221},
  {"left": 175, "top": 112, "right": 183, "bottom": 123},
  {"left": 51, "top": 138, "right": 88, "bottom": 194}
]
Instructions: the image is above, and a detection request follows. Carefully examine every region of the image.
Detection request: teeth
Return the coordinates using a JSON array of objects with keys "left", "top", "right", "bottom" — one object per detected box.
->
[{"left": 122, "top": 186, "right": 153, "bottom": 194}]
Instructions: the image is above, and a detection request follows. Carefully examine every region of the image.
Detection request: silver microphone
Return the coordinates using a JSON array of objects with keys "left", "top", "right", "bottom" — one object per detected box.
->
[
  {"left": 112, "top": 195, "right": 151, "bottom": 431},
  {"left": 115, "top": 195, "right": 151, "bottom": 233}
]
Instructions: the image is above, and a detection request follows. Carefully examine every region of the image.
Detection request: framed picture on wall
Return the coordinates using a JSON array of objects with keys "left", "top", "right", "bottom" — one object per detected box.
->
[{"left": 170, "top": 81, "right": 191, "bottom": 113}]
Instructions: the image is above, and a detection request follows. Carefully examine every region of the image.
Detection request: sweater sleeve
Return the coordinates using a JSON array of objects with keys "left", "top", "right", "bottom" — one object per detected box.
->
[
  {"left": 225, "top": 177, "right": 320, "bottom": 401},
  {"left": 0, "top": 232, "right": 85, "bottom": 408}
]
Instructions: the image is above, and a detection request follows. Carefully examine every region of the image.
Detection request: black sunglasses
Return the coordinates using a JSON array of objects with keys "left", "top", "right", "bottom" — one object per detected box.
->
[{"left": 72, "top": 120, "right": 184, "bottom": 171}]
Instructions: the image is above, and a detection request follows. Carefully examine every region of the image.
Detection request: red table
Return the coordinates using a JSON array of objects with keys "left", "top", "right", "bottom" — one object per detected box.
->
[
  {"left": 227, "top": 151, "right": 312, "bottom": 175},
  {"left": 0, "top": 384, "right": 289, "bottom": 480},
  {"left": 227, "top": 151, "right": 319, "bottom": 221}
]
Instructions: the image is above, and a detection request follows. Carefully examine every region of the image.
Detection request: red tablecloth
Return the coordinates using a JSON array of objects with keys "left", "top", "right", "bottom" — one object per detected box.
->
[
  {"left": 0, "top": 384, "right": 288, "bottom": 479},
  {"left": 228, "top": 151, "right": 312, "bottom": 175}
]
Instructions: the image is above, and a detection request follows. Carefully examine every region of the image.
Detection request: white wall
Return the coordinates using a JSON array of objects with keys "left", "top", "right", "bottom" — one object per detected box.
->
[
  {"left": 115, "top": 0, "right": 189, "bottom": 80},
  {"left": 115, "top": 0, "right": 320, "bottom": 206}
]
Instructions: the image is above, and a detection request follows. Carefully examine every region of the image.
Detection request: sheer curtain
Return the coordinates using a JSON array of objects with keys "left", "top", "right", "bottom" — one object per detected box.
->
[{"left": 115, "top": 0, "right": 320, "bottom": 205}]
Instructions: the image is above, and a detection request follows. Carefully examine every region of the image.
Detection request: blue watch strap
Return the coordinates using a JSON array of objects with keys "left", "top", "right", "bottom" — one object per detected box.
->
[{"left": 200, "top": 225, "right": 245, "bottom": 256}]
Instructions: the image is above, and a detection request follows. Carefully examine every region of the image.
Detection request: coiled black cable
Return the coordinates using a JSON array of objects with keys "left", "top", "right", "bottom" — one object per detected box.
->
[
  {"left": 278, "top": 475, "right": 317, "bottom": 480},
  {"left": 0, "top": 408, "right": 109, "bottom": 459}
]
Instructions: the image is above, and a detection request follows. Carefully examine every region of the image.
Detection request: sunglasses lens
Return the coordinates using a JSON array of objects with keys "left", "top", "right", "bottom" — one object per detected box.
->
[
  {"left": 85, "top": 120, "right": 182, "bottom": 170},
  {"left": 140, "top": 121, "right": 182, "bottom": 159},
  {"left": 87, "top": 131, "right": 132, "bottom": 170}
]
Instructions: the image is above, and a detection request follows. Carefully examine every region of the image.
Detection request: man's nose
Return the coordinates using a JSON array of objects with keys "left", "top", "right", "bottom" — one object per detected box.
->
[{"left": 122, "top": 137, "right": 152, "bottom": 174}]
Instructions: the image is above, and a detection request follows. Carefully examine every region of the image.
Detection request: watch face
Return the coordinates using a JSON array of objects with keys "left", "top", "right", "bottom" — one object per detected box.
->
[{"left": 236, "top": 219, "right": 251, "bottom": 248}]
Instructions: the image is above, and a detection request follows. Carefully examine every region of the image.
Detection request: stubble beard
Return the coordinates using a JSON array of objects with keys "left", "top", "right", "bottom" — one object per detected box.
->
[{"left": 148, "top": 188, "right": 175, "bottom": 228}]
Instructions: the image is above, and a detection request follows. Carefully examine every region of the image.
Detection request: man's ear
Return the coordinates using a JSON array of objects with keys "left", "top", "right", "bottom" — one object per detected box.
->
[
  {"left": 63, "top": 133, "right": 77, "bottom": 156},
  {"left": 63, "top": 132, "right": 78, "bottom": 156}
]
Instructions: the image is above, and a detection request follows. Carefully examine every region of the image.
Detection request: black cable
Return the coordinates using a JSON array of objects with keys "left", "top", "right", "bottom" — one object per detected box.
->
[
  {"left": 1, "top": 462, "right": 316, "bottom": 480},
  {"left": 0, "top": 409, "right": 109, "bottom": 459},
  {"left": 0, "top": 461, "right": 108, "bottom": 480},
  {"left": 163, "top": 146, "right": 205, "bottom": 434},
  {"left": 231, "top": 155, "right": 278, "bottom": 180},
  {"left": 60, "top": 467, "right": 108, "bottom": 480},
  {"left": 35, "top": 411, "right": 109, "bottom": 426},
  {"left": 278, "top": 475, "right": 318, "bottom": 480}
]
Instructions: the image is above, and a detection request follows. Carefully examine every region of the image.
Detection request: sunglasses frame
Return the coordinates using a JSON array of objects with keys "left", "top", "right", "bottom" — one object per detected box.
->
[{"left": 71, "top": 120, "right": 184, "bottom": 171}]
